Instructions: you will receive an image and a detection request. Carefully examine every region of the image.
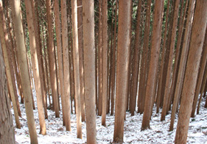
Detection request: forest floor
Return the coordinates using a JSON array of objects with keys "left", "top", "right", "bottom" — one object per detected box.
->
[{"left": 12, "top": 90, "right": 207, "bottom": 144}]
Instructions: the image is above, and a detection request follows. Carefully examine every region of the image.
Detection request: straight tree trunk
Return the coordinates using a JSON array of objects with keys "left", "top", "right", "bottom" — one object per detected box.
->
[
  {"left": 156, "top": 0, "right": 170, "bottom": 113},
  {"left": 110, "top": 0, "right": 117, "bottom": 115},
  {"left": 137, "top": 0, "right": 151, "bottom": 114},
  {"left": 77, "top": 0, "right": 86, "bottom": 122},
  {"left": 161, "top": 0, "right": 180, "bottom": 121},
  {"left": 24, "top": 0, "right": 46, "bottom": 135},
  {"left": 98, "top": 0, "right": 103, "bottom": 116},
  {"left": 0, "top": 44, "right": 15, "bottom": 144},
  {"left": 113, "top": 0, "right": 132, "bottom": 142},
  {"left": 169, "top": 0, "right": 195, "bottom": 131},
  {"left": 82, "top": 0, "right": 97, "bottom": 143},
  {"left": 175, "top": 1, "right": 207, "bottom": 143},
  {"left": 71, "top": 0, "right": 82, "bottom": 138},
  {"left": 46, "top": 0, "right": 59, "bottom": 117},
  {"left": 0, "top": 2, "right": 21, "bottom": 129},
  {"left": 141, "top": 0, "right": 164, "bottom": 130},
  {"left": 61, "top": 0, "right": 71, "bottom": 131},
  {"left": 54, "top": 0, "right": 65, "bottom": 125},
  {"left": 130, "top": 0, "right": 142, "bottom": 116},
  {"left": 10, "top": 0, "right": 38, "bottom": 143},
  {"left": 102, "top": 0, "right": 108, "bottom": 126}
]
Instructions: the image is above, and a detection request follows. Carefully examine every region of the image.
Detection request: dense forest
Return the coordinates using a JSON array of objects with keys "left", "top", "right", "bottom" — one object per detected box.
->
[{"left": 0, "top": 0, "right": 207, "bottom": 143}]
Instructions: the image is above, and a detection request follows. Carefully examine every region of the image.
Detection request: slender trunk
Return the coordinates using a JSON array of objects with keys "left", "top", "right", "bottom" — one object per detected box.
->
[
  {"left": 102, "top": 0, "right": 108, "bottom": 126},
  {"left": 46, "top": 0, "right": 59, "bottom": 117},
  {"left": 141, "top": 0, "right": 164, "bottom": 130},
  {"left": 113, "top": 0, "right": 132, "bottom": 142},
  {"left": 10, "top": 0, "right": 38, "bottom": 142}
]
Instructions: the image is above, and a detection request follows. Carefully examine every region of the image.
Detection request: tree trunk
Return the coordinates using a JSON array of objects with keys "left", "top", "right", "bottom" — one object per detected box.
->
[
  {"left": 77, "top": 0, "right": 86, "bottom": 122},
  {"left": 61, "top": 0, "right": 71, "bottom": 131},
  {"left": 130, "top": 0, "right": 142, "bottom": 116},
  {"left": 169, "top": 0, "right": 195, "bottom": 131},
  {"left": 137, "top": 0, "right": 151, "bottom": 114},
  {"left": 71, "top": 0, "right": 82, "bottom": 138},
  {"left": 46, "top": 0, "right": 59, "bottom": 117},
  {"left": 98, "top": 0, "right": 103, "bottom": 116},
  {"left": 25, "top": 0, "right": 46, "bottom": 135},
  {"left": 175, "top": 0, "right": 207, "bottom": 143},
  {"left": 141, "top": 0, "right": 164, "bottom": 130},
  {"left": 102, "top": 0, "right": 108, "bottom": 126},
  {"left": 113, "top": 0, "right": 132, "bottom": 142},
  {"left": 82, "top": 0, "right": 96, "bottom": 143},
  {"left": 10, "top": 0, "right": 38, "bottom": 143},
  {"left": 161, "top": 0, "right": 180, "bottom": 121},
  {"left": 0, "top": 43, "right": 15, "bottom": 144},
  {"left": 191, "top": 27, "right": 207, "bottom": 117},
  {"left": 0, "top": 1, "right": 21, "bottom": 129}
]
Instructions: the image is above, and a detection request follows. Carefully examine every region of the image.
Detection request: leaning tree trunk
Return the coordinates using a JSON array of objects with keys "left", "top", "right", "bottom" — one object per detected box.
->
[
  {"left": 175, "top": 0, "right": 207, "bottom": 143},
  {"left": 169, "top": 0, "right": 195, "bottom": 131},
  {"left": 25, "top": 0, "right": 46, "bottom": 135},
  {"left": 82, "top": 0, "right": 97, "bottom": 143},
  {"left": 113, "top": 0, "right": 132, "bottom": 142},
  {"left": 10, "top": 0, "right": 38, "bottom": 143},
  {"left": 0, "top": 43, "right": 15, "bottom": 144}
]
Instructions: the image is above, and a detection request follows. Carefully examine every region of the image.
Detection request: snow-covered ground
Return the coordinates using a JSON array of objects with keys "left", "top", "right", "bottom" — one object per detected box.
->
[{"left": 12, "top": 90, "right": 207, "bottom": 144}]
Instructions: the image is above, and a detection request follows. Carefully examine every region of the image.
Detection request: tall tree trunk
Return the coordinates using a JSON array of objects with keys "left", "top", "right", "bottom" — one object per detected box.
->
[
  {"left": 61, "top": 0, "right": 71, "bottom": 131},
  {"left": 46, "top": 0, "right": 59, "bottom": 117},
  {"left": 54, "top": 0, "right": 65, "bottom": 125},
  {"left": 82, "top": 0, "right": 96, "bottom": 143},
  {"left": 130, "top": 0, "right": 142, "bottom": 116},
  {"left": 161, "top": 0, "right": 180, "bottom": 121},
  {"left": 156, "top": 0, "right": 170, "bottom": 113},
  {"left": 175, "top": 1, "right": 207, "bottom": 143},
  {"left": 10, "top": 0, "right": 38, "bottom": 143},
  {"left": 113, "top": 0, "right": 132, "bottom": 142},
  {"left": 141, "top": 0, "right": 164, "bottom": 130},
  {"left": 98, "top": 0, "right": 103, "bottom": 116},
  {"left": 137, "top": 0, "right": 151, "bottom": 114},
  {"left": 77, "top": 0, "right": 86, "bottom": 122},
  {"left": 25, "top": 0, "right": 46, "bottom": 135},
  {"left": 110, "top": 0, "right": 117, "bottom": 115},
  {"left": 169, "top": 0, "right": 195, "bottom": 131},
  {"left": 0, "top": 2, "right": 21, "bottom": 129},
  {"left": 71, "top": 0, "right": 82, "bottom": 138},
  {"left": 102, "top": 0, "right": 108, "bottom": 126},
  {"left": 0, "top": 44, "right": 15, "bottom": 144}
]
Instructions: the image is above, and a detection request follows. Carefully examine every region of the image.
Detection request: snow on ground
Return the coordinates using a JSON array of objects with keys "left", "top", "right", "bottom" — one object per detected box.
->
[{"left": 12, "top": 90, "right": 207, "bottom": 144}]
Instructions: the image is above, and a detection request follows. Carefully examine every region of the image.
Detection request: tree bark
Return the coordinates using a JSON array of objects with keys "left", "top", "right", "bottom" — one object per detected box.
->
[
  {"left": 102, "top": 0, "right": 108, "bottom": 126},
  {"left": 46, "top": 0, "right": 59, "bottom": 117},
  {"left": 82, "top": 0, "right": 97, "bottom": 143},
  {"left": 0, "top": 43, "right": 15, "bottom": 144},
  {"left": 141, "top": 0, "right": 164, "bottom": 130},
  {"left": 113, "top": 0, "right": 132, "bottom": 142},
  {"left": 169, "top": 0, "right": 195, "bottom": 131},
  {"left": 175, "top": 0, "right": 207, "bottom": 143},
  {"left": 25, "top": 0, "right": 46, "bottom": 135},
  {"left": 10, "top": 0, "right": 38, "bottom": 143}
]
